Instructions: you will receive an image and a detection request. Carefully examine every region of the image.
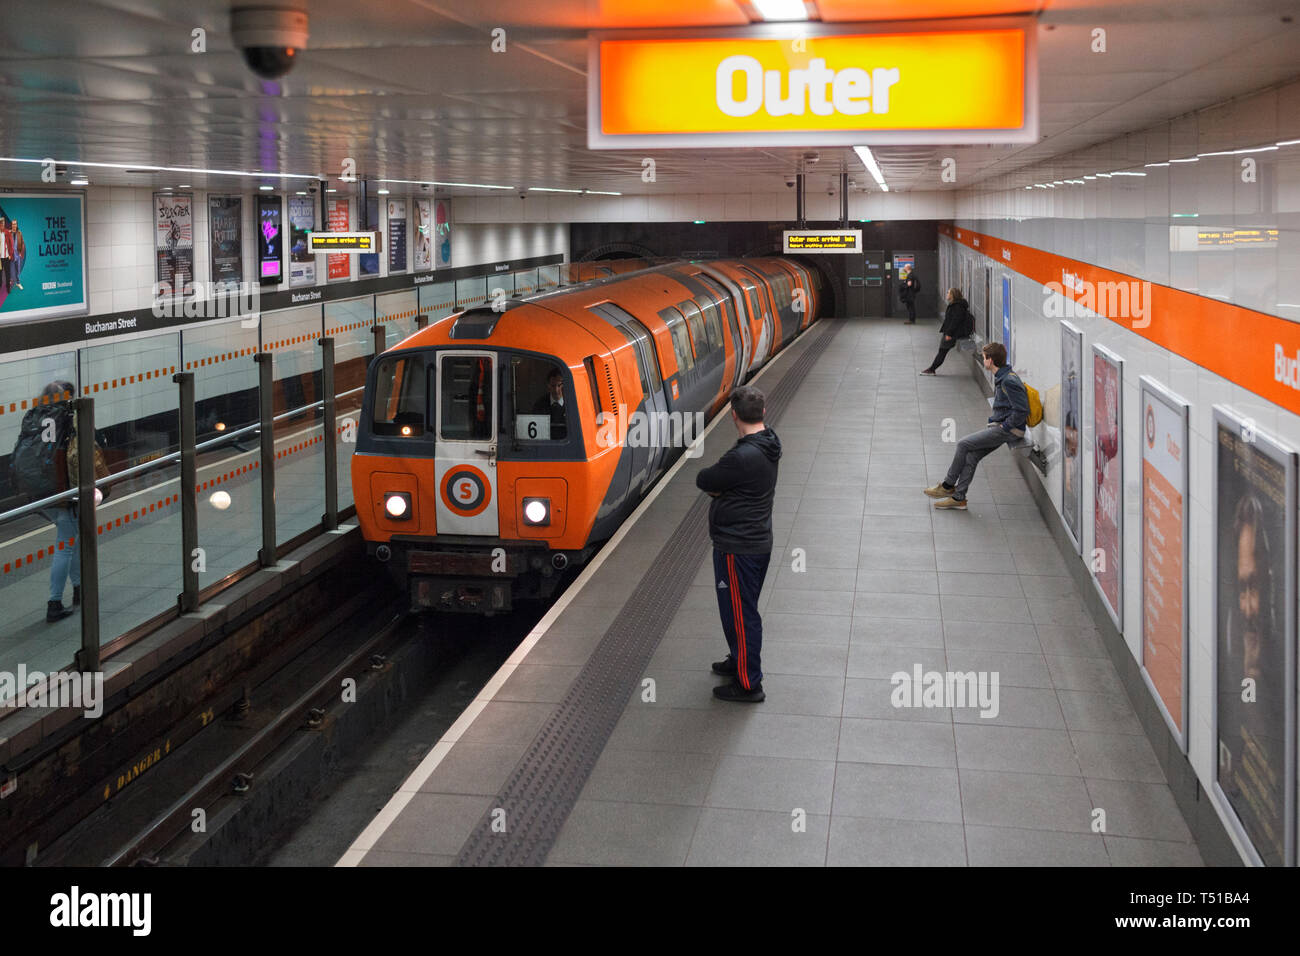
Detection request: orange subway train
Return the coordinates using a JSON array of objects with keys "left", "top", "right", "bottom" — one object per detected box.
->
[{"left": 351, "top": 257, "right": 823, "bottom": 613}]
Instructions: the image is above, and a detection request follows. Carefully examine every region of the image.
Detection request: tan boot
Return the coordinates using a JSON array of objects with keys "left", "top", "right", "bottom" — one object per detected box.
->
[{"left": 923, "top": 483, "right": 950, "bottom": 498}]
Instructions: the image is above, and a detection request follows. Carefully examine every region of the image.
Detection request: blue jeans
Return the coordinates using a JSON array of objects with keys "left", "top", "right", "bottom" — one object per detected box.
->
[
  {"left": 943, "top": 425, "right": 1016, "bottom": 500},
  {"left": 47, "top": 506, "right": 80, "bottom": 604}
]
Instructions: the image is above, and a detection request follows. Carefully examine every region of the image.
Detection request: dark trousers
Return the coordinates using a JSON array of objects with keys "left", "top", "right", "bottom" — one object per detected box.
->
[
  {"left": 927, "top": 342, "right": 954, "bottom": 371},
  {"left": 904, "top": 299, "right": 916, "bottom": 321},
  {"left": 713, "top": 548, "right": 770, "bottom": 690},
  {"left": 943, "top": 425, "right": 1016, "bottom": 500}
]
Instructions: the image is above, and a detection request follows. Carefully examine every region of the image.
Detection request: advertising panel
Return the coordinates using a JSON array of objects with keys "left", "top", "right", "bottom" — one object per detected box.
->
[
  {"left": 1002, "top": 274, "right": 1012, "bottom": 363},
  {"left": 414, "top": 199, "right": 433, "bottom": 273},
  {"left": 258, "top": 195, "right": 283, "bottom": 285},
  {"left": 1213, "top": 407, "right": 1297, "bottom": 866},
  {"left": 387, "top": 199, "right": 407, "bottom": 274},
  {"left": 1139, "top": 377, "right": 1190, "bottom": 748},
  {"left": 1092, "top": 345, "right": 1123, "bottom": 628},
  {"left": 288, "top": 194, "right": 316, "bottom": 287},
  {"left": 0, "top": 192, "right": 87, "bottom": 322},
  {"left": 360, "top": 196, "right": 379, "bottom": 276},
  {"left": 1060, "top": 321, "right": 1083, "bottom": 552},
  {"left": 326, "top": 197, "right": 351, "bottom": 281},
  {"left": 208, "top": 196, "right": 243, "bottom": 290},
  {"left": 154, "top": 192, "right": 194, "bottom": 293},
  {"left": 589, "top": 18, "right": 1038, "bottom": 148},
  {"left": 434, "top": 199, "right": 452, "bottom": 269}
]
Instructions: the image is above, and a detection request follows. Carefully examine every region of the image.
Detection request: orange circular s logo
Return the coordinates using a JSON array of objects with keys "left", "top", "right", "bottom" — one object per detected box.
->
[{"left": 440, "top": 465, "right": 492, "bottom": 517}]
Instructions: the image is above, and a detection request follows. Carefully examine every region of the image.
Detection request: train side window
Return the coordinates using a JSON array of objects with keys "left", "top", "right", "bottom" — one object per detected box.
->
[
  {"left": 511, "top": 357, "right": 568, "bottom": 441},
  {"left": 680, "top": 302, "right": 707, "bottom": 358},
  {"left": 613, "top": 326, "right": 650, "bottom": 397},
  {"left": 661, "top": 308, "right": 694, "bottom": 371},
  {"left": 439, "top": 355, "right": 493, "bottom": 441},
  {"left": 700, "top": 301, "right": 724, "bottom": 351},
  {"left": 372, "top": 355, "right": 427, "bottom": 436}
]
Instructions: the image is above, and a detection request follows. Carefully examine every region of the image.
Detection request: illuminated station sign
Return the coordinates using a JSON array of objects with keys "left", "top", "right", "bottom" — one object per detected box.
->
[
  {"left": 308, "top": 232, "right": 376, "bottom": 253},
  {"left": 783, "top": 230, "right": 862, "bottom": 254},
  {"left": 589, "top": 17, "right": 1036, "bottom": 148}
]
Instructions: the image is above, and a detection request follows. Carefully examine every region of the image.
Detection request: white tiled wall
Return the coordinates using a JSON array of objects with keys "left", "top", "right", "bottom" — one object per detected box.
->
[{"left": 938, "top": 78, "right": 1300, "bottom": 869}]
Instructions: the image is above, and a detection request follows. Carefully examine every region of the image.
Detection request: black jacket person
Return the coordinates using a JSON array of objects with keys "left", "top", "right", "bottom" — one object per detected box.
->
[{"left": 695, "top": 385, "right": 781, "bottom": 702}]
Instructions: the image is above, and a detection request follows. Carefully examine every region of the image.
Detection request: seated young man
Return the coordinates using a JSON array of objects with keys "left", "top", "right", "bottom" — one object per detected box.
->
[{"left": 923, "top": 342, "right": 1028, "bottom": 510}]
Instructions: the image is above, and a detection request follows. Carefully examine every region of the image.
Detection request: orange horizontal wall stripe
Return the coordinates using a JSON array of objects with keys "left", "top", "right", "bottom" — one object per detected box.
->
[{"left": 941, "top": 223, "right": 1300, "bottom": 417}]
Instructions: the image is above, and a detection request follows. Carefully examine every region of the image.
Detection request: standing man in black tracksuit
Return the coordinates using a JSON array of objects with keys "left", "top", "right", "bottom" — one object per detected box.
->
[
  {"left": 899, "top": 267, "right": 920, "bottom": 324},
  {"left": 696, "top": 385, "right": 781, "bottom": 703}
]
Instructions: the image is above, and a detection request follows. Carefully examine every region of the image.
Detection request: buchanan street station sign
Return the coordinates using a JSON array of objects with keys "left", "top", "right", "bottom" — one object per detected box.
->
[{"left": 589, "top": 17, "right": 1036, "bottom": 148}]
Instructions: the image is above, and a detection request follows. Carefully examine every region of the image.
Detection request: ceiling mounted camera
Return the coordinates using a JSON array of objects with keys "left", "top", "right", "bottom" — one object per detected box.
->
[
  {"left": 231, "top": 7, "right": 309, "bottom": 80},
  {"left": 785, "top": 176, "right": 796, "bottom": 188}
]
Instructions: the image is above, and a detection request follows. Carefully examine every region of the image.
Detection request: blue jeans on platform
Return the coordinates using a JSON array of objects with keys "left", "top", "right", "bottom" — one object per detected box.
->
[
  {"left": 713, "top": 549, "right": 770, "bottom": 690},
  {"left": 46, "top": 506, "right": 80, "bottom": 604}
]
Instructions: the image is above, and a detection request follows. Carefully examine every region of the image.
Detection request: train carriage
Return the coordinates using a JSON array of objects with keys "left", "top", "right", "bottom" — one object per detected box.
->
[{"left": 351, "top": 257, "right": 822, "bottom": 613}]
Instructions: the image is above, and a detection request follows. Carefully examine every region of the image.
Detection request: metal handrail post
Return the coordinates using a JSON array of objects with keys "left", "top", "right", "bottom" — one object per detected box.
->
[
  {"left": 319, "top": 337, "right": 338, "bottom": 531},
  {"left": 174, "top": 372, "right": 199, "bottom": 612},
  {"left": 255, "top": 353, "right": 277, "bottom": 566},
  {"left": 74, "top": 398, "right": 100, "bottom": 673}
]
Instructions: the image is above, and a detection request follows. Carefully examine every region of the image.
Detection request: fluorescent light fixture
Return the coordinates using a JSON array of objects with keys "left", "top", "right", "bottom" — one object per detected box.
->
[
  {"left": 1169, "top": 157, "right": 1199, "bottom": 164},
  {"left": 1276, "top": 302, "right": 1300, "bottom": 308},
  {"left": 1095, "top": 173, "right": 1113, "bottom": 178},
  {"left": 1277, "top": 139, "right": 1300, "bottom": 147},
  {"left": 178, "top": 184, "right": 191, "bottom": 188},
  {"left": 325, "top": 188, "right": 337, "bottom": 193},
  {"left": 529, "top": 187, "right": 583, "bottom": 194},
  {"left": 1112, "top": 171, "right": 1146, "bottom": 176},
  {"left": 0, "top": 156, "right": 318, "bottom": 180},
  {"left": 70, "top": 177, "right": 89, "bottom": 186},
  {"left": 1144, "top": 163, "right": 1170, "bottom": 168},
  {"left": 1198, "top": 146, "right": 1278, "bottom": 157},
  {"left": 694, "top": 219, "right": 706, "bottom": 224},
  {"left": 295, "top": 190, "right": 307, "bottom": 195},
  {"left": 1024, "top": 186, "right": 1032, "bottom": 190},
  {"left": 1171, "top": 212, "right": 1199, "bottom": 218},
  {"left": 752, "top": 0, "right": 808, "bottom": 20},
  {"left": 852, "top": 146, "right": 889, "bottom": 193},
  {"left": 376, "top": 177, "right": 511, "bottom": 190},
  {"left": 585, "top": 190, "right": 623, "bottom": 196},
  {"left": 1033, "top": 183, "right": 1047, "bottom": 189},
  {"left": 376, "top": 188, "right": 390, "bottom": 194},
  {"left": 1083, "top": 175, "right": 1097, "bottom": 180},
  {"left": 1052, "top": 180, "right": 1063, "bottom": 185},
  {"left": 258, "top": 185, "right": 273, "bottom": 191}
]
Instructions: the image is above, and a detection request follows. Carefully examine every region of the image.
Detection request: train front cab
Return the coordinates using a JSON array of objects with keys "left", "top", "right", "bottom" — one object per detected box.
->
[{"left": 354, "top": 339, "right": 609, "bottom": 613}]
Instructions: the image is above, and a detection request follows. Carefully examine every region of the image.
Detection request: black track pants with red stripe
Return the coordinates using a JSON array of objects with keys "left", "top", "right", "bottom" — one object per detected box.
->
[{"left": 712, "top": 548, "right": 771, "bottom": 690}]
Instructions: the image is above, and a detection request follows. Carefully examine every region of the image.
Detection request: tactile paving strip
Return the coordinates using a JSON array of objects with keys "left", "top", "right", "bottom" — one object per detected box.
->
[{"left": 454, "top": 319, "right": 843, "bottom": 866}]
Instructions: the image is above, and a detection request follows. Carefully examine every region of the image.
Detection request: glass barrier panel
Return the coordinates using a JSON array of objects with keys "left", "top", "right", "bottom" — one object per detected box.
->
[
  {"left": 325, "top": 297, "right": 374, "bottom": 510},
  {"left": 263, "top": 306, "right": 325, "bottom": 546},
  {"left": 538, "top": 264, "right": 559, "bottom": 291},
  {"left": 376, "top": 289, "right": 418, "bottom": 350},
  {"left": 418, "top": 280, "right": 456, "bottom": 322},
  {"left": 454, "top": 277, "right": 486, "bottom": 311},
  {"left": 196, "top": 438, "right": 262, "bottom": 591},
  {"left": 0, "top": 349, "right": 84, "bottom": 691},
  {"left": 79, "top": 332, "right": 180, "bottom": 466},
  {"left": 183, "top": 317, "right": 260, "bottom": 447}
]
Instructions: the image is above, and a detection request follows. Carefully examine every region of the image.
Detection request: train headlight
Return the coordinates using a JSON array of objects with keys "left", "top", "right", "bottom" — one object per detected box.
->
[
  {"left": 384, "top": 492, "right": 412, "bottom": 519},
  {"left": 522, "top": 497, "right": 550, "bottom": 527}
]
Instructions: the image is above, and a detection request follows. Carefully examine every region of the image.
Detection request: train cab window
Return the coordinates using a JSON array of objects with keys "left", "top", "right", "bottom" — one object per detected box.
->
[
  {"left": 439, "top": 355, "right": 494, "bottom": 441},
  {"left": 372, "top": 355, "right": 427, "bottom": 436},
  {"left": 662, "top": 308, "right": 694, "bottom": 371},
  {"left": 511, "top": 357, "right": 569, "bottom": 441}
]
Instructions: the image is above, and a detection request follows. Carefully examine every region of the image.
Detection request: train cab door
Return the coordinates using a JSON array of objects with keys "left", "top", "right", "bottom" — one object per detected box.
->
[
  {"left": 434, "top": 351, "right": 500, "bottom": 535},
  {"left": 625, "top": 317, "right": 669, "bottom": 488}
]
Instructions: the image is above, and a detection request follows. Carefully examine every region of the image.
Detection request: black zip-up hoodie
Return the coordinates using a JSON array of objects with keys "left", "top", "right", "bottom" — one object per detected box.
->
[{"left": 695, "top": 427, "right": 782, "bottom": 554}]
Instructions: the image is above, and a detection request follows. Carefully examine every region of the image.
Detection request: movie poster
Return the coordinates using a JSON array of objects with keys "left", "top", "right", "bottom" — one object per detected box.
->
[
  {"left": 326, "top": 197, "right": 350, "bottom": 281},
  {"left": 208, "top": 196, "right": 243, "bottom": 290},
  {"left": 288, "top": 195, "right": 316, "bottom": 287},
  {"left": 154, "top": 192, "right": 194, "bottom": 293},
  {"left": 1060, "top": 321, "right": 1084, "bottom": 552},
  {"left": 1140, "top": 377, "right": 1189, "bottom": 745},
  {"left": 414, "top": 199, "right": 432, "bottom": 272},
  {"left": 360, "top": 195, "right": 379, "bottom": 277},
  {"left": 1092, "top": 345, "right": 1123, "bottom": 629},
  {"left": 1213, "top": 407, "right": 1296, "bottom": 867},
  {"left": 258, "top": 195, "right": 283, "bottom": 285},
  {"left": 387, "top": 199, "right": 407, "bottom": 274},
  {"left": 0, "top": 192, "right": 87, "bottom": 322},
  {"left": 434, "top": 198, "right": 452, "bottom": 269}
]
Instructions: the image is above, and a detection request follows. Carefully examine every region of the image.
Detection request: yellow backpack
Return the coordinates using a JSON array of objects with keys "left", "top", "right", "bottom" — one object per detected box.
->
[{"left": 1023, "top": 382, "right": 1044, "bottom": 428}]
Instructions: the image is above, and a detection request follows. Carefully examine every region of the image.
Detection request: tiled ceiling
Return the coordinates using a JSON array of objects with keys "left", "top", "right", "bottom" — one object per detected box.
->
[{"left": 1, "top": 0, "right": 1298, "bottom": 198}]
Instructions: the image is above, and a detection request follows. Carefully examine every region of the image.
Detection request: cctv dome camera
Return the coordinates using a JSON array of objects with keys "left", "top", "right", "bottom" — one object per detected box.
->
[
  {"left": 232, "top": 7, "right": 309, "bottom": 80},
  {"left": 785, "top": 177, "right": 796, "bottom": 188}
]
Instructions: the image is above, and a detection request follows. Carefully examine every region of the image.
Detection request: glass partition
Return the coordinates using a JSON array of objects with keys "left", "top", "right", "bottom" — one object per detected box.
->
[
  {"left": 325, "top": 296, "right": 373, "bottom": 510},
  {"left": 538, "top": 264, "right": 560, "bottom": 291},
  {"left": 419, "top": 280, "right": 456, "bottom": 322},
  {"left": 376, "top": 289, "right": 418, "bottom": 350},
  {"left": 455, "top": 277, "right": 486, "bottom": 311},
  {"left": 263, "top": 306, "right": 325, "bottom": 546}
]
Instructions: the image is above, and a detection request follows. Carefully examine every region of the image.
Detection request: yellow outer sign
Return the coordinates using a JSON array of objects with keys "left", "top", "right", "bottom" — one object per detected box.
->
[{"left": 589, "top": 18, "right": 1036, "bottom": 148}]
